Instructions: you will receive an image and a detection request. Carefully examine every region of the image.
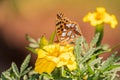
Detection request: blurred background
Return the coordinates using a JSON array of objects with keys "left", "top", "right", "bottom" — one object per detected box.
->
[{"left": 0, "top": 0, "right": 120, "bottom": 74}]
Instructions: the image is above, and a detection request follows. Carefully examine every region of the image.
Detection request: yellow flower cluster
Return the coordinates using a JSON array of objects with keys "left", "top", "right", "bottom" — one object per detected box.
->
[
  {"left": 83, "top": 7, "right": 118, "bottom": 28},
  {"left": 35, "top": 44, "right": 76, "bottom": 74}
]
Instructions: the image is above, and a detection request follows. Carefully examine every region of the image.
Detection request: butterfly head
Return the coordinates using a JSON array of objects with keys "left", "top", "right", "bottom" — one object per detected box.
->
[{"left": 57, "top": 12, "right": 64, "bottom": 19}]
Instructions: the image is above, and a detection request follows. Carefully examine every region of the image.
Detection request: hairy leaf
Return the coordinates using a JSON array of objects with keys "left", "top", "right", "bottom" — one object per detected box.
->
[
  {"left": 49, "top": 31, "right": 56, "bottom": 44},
  {"left": 11, "top": 62, "right": 20, "bottom": 78},
  {"left": 20, "top": 54, "right": 31, "bottom": 74},
  {"left": 90, "top": 33, "right": 100, "bottom": 48}
]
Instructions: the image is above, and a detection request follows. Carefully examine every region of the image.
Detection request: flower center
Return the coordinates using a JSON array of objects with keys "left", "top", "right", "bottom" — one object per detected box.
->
[{"left": 95, "top": 13, "right": 103, "bottom": 20}]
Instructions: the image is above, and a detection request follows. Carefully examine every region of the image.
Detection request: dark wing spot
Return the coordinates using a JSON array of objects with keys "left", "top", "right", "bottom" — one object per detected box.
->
[
  {"left": 61, "top": 28, "right": 63, "bottom": 31},
  {"left": 60, "top": 25, "right": 62, "bottom": 28},
  {"left": 57, "top": 30, "right": 60, "bottom": 33},
  {"left": 56, "top": 21, "right": 62, "bottom": 26},
  {"left": 57, "top": 27, "right": 60, "bottom": 30},
  {"left": 60, "top": 24, "right": 65, "bottom": 29}
]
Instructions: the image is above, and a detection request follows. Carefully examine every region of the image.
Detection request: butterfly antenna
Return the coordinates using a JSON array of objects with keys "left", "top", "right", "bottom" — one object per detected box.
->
[{"left": 57, "top": 12, "right": 64, "bottom": 19}]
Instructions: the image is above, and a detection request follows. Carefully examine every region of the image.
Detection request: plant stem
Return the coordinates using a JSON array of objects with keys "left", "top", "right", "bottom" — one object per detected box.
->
[{"left": 95, "top": 24, "right": 104, "bottom": 46}]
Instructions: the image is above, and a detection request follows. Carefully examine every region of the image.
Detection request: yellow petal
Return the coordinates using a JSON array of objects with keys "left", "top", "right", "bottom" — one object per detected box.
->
[
  {"left": 44, "top": 61, "right": 56, "bottom": 74},
  {"left": 46, "top": 56, "right": 60, "bottom": 63},
  {"left": 35, "top": 59, "right": 47, "bottom": 74},
  {"left": 110, "top": 15, "right": 118, "bottom": 28},
  {"left": 67, "top": 61, "right": 77, "bottom": 71},
  {"left": 37, "top": 49, "right": 48, "bottom": 58},
  {"left": 96, "top": 7, "right": 106, "bottom": 13},
  {"left": 35, "top": 58, "right": 56, "bottom": 74},
  {"left": 35, "top": 44, "right": 76, "bottom": 74},
  {"left": 83, "top": 7, "right": 118, "bottom": 28}
]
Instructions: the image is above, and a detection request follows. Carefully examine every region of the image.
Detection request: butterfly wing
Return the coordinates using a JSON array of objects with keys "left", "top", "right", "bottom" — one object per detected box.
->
[{"left": 56, "top": 13, "right": 82, "bottom": 44}]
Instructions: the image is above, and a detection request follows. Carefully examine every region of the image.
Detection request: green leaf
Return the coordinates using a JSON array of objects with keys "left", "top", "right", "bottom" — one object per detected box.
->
[
  {"left": 114, "top": 56, "right": 120, "bottom": 62},
  {"left": 92, "top": 72, "right": 100, "bottom": 80},
  {"left": 104, "top": 64, "right": 120, "bottom": 72},
  {"left": 74, "top": 42, "right": 82, "bottom": 64},
  {"left": 26, "top": 34, "right": 37, "bottom": 43},
  {"left": 21, "top": 67, "right": 32, "bottom": 76},
  {"left": 29, "top": 43, "right": 39, "bottom": 48},
  {"left": 80, "top": 48, "right": 96, "bottom": 63},
  {"left": 74, "top": 36, "right": 85, "bottom": 63},
  {"left": 20, "top": 54, "right": 31, "bottom": 74},
  {"left": 26, "top": 34, "right": 40, "bottom": 48},
  {"left": 100, "top": 53, "right": 117, "bottom": 72},
  {"left": 75, "top": 36, "right": 85, "bottom": 45},
  {"left": 29, "top": 74, "right": 40, "bottom": 80},
  {"left": 39, "top": 36, "right": 49, "bottom": 48},
  {"left": 52, "top": 68, "right": 62, "bottom": 79},
  {"left": 87, "top": 64, "right": 94, "bottom": 75},
  {"left": 89, "top": 57, "right": 102, "bottom": 66},
  {"left": 11, "top": 62, "right": 20, "bottom": 78},
  {"left": 90, "top": 33, "right": 100, "bottom": 48},
  {"left": 23, "top": 75, "right": 28, "bottom": 80},
  {"left": 111, "top": 72, "right": 117, "bottom": 80},
  {"left": 1, "top": 67, "right": 12, "bottom": 80},
  {"left": 103, "top": 66, "right": 120, "bottom": 74},
  {"left": 90, "top": 46, "right": 107, "bottom": 59},
  {"left": 26, "top": 47, "right": 37, "bottom": 54},
  {"left": 49, "top": 31, "right": 56, "bottom": 44},
  {"left": 83, "top": 40, "right": 89, "bottom": 51},
  {"left": 79, "top": 64, "right": 87, "bottom": 76},
  {"left": 2, "top": 71, "right": 12, "bottom": 80}
]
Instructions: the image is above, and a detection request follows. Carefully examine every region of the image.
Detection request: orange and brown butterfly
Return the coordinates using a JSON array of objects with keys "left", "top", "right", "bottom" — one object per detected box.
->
[{"left": 55, "top": 12, "right": 82, "bottom": 44}]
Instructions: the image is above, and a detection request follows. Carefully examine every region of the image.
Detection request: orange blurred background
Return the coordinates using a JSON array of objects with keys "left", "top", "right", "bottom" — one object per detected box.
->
[{"left": 0, "top": 0, "right": 120, "bottom": 74}]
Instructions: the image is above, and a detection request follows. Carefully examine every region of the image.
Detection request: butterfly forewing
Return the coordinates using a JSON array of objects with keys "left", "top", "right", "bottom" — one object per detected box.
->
[{"left": 56, "top": 13, "right": 82, "bottom": 44}]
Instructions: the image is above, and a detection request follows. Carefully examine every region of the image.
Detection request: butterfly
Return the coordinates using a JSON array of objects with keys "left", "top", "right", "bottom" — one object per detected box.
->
[{"left": 56, "top": 12, "right": 82, "bottom": 44}]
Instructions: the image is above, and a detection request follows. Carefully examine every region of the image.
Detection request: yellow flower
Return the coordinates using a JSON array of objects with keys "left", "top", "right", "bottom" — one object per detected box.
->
[
  {"left": 35, "top": 44, "right": 76, "bottom": 74},
  {"left": 83, "top": 75, "right": 88, "bottom": 80},
  {"left": 83, "top": 7, "right": 118, "bottom": 28}
]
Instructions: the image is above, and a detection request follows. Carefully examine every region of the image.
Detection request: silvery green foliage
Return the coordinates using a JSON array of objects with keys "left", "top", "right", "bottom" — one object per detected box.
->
[
  {"left": 26, "top": 34, "right": 40, "bottom": 48},
  {"left": 74, "top": 33, "right": 120, "bottom": 80},
  {"left": 0, "top": 55, "right": 32, "bottom": 80},
  {"left": 1, "top": 33, "right": 120, "bottom": 80}
]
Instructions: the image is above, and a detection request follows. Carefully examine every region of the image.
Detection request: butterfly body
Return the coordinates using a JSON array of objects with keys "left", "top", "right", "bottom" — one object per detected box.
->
[{"left": 56, "top": 13, "right": 82, "bottom": 44}]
